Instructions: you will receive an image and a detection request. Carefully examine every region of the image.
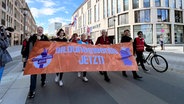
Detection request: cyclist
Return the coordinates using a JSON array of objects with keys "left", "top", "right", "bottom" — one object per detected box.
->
[{"left": 133, "top": 31, "right": 152, "bottom": 72}]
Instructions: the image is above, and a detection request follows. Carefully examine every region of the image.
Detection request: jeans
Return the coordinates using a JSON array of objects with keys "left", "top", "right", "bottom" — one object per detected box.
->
[{"left": 29, "top": 74, "right": 46, "bottom": 92}]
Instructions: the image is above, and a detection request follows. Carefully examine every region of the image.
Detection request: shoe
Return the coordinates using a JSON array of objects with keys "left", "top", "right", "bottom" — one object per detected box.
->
[
  {"left": 122, "top": 72, "right": 128, "bottom": 77},
  {"left": 143, "top": 69, "right": 150, "bottom": 72},
  {"left": 133, "top": 75, "right": 142, "bottom": 79},
  {"left": 99, "top": 71, "right": 103, "bottom": 75},
  {"left": 77, "top": 72, "right": 81, "bottom": 77},
  {"left": 104, "top": 77, "right": 110, "bottom": 82},
  {"left": 55, "top": 75, "right": 59, "bottom": 82},
  {"left": 83, "top": 77, "right": 88, "bottom": 82},
  {"left": 41, "top": 81, "right": 46, "bottom": 87},
  {"left": 28, "top": 91, "right": 35, "bottom": 98},
  {"left": 59, "top": 80, "right": 63, "bottom": 86}
]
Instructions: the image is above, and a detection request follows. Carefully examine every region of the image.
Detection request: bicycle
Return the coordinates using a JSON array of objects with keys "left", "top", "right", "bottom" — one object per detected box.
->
[{"left": 142, "top": 46, "right": 168, "bottom": 73}]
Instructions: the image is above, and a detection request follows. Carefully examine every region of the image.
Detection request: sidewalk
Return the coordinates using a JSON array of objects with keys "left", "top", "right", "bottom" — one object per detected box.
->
[
  {"left": 0, "top": 45, "right": 30, "bottom": 104},
  {"left": 0, "top": 45, "right": 183, "bottom": 104},
  {"left": 155, "top": 45, "right": 184, "bottom": 54}
]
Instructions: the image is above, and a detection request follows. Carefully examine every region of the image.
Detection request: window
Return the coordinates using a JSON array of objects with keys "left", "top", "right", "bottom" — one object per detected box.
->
[
  {"left": 135, "top": 10, "right": 150, "bottom": 23},
  {"left": 174, "top": 25, "right": 184, "bottom": 44},
  {"left": 172, "top": 0, "right": 176, "bottom": 8},
  {"left": 123, "top": 0, "right": 129, "bottom": 11},
  {"left": 133, "top": 0, "right": 139, "bottom": 9},
  {"left": 178, "top": 0, "right": 182, "bottom": 9},
  {"left": 117, "top": 0, "right": 121, "bottom": 13},
  {"left": 155, "top": 0, "right": 161, "bottom": 7},
  {"left": 103, "top": 0, "right": 106, "bottom": 18},
  {"left": 156, "top": 24, "right": 171, "bottom": 44},
  {"left": 108, "top": 17, "right": 115, "bottom": 27},
  {"left": 134, "top": 24, "right": 153, "bottom": 44},
  {"left": 88, "top": 9, "right": 91, "bottom": 24},
  {"left": 157, "top": 9, "right": 169, "bottom": 22},
  {"left": 112, "top": 0, "right": 116, "bottom": 15},
  {"left": 175, "top": 11, "right": 183, "bottom": 23},
  {"left": 2, "top": 0, "right": 6, "bottom": 9},
  {"left": 143, "top": 0, "right": 150, "bottom": 8},
  {"left": 94, "top": 5, "right": 96, "bottom": 22},
  {"left": 118, "top": 13, "right": 129, "bottom": 25},
  {"left": 87, "top": 0, "right": 91, "bottom": 9},
  {"left": 165, "top": 0, "right": 169, "bottom": 7},
  {"left": 107, "top": 0, "right": 111, "bottom": 17}
]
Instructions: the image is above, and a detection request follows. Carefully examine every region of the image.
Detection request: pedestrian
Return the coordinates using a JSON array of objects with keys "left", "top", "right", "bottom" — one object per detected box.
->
[
  {"left": 25, "top": 26, "right": 49, "bottom": 98},
  {"left": 86, "top": 35, "right": 94, "bottom": 45},
  {"left": 134, "top": 31, "right": 152, "bottom": 72},
  {"left": 159, "top": 35, "right": 164, "bottom": 50},
  {"left": 76, "top": 33, "right": 89, "bottom": 82},
  {"left": 95, "top": 29, "right": 110, "bottom": 82},
  {"left": 121, "top": 29, "right": 142, "bottom": 79},
  {"left": 51, "top": 28, "right": 67, "bottom": 86},
  {"left": 69, "top": 33, "right": 79, "bottom": 42},
  {"left": 21, "top": 34, "right": 29, "bottom": 71},
  {"left": 0, "top": 26, "right": 13, "bottom": 81}
]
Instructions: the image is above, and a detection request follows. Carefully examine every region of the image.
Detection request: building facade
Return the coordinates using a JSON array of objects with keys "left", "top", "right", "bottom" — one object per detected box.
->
[
  {"left": 72, "top": 0, "right": 184, "bottom": 45},
  {"left": 48, "top": 22, "right": 62, "bottom": 36},
  {"left": 0, "top": 0, "right": 37, "bottom": 46}
]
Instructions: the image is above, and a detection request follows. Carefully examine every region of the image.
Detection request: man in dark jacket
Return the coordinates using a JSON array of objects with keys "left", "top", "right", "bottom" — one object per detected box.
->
[
  {"left": 121, "top": 29, "right": 142, "bottom": 79},
  {"left": 26, "top": 26, "right": 49, "bottom": 98},
  {"left": 95, "top": 29, "right": 110, "bottom": 82}
]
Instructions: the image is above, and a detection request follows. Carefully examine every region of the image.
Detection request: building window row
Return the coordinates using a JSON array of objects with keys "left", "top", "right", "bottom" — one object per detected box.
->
[{"left": 135, "top": 9, "right": 150, "bottom": 23}]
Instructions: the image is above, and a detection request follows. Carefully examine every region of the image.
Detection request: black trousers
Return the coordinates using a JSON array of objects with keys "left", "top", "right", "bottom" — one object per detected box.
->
[
  {"left": 56, "top": 73, "right": 63, "bottom": 80},
  {"left": 136, "top": 52, "right": 146, "bottom": 70},
  {"left": 30, "top": 74, "right": 46, "bottom": 92}
]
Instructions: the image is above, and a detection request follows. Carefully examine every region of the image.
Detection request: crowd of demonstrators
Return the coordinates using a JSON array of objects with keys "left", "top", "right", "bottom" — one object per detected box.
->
[
  {"left": 121, "top": 29, "right": 142, "bottom": 79},
  {"left": 134, "top": 31, "right": 152, "bottom": 72},
  {"left": 25, "top": 26, "right": 49, "bottom": 98},
  {"left": 21, "top": 35, "right": 30, "bottom": 71},
  {"left": 22, "top": 26, "right": 154, "bottom": 98},
  {"left": 51, "top": 28, "right": 67, "bottom": 87},
  {"left": 0, "top": 26, "right": 13, "bottom": 81},
  {"left": 95, "top": 29, "right": 111, "bottom": 82}
]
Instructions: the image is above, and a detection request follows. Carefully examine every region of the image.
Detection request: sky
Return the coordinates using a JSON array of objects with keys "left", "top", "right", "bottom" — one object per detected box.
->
[{"left": 26, "top": 0, "right": 84, "bottom": 34}]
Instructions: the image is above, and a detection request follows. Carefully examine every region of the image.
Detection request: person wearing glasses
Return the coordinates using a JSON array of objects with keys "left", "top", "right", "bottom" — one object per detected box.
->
[{"left": 133, "top": 31, "right": 152, "bottom": 72}]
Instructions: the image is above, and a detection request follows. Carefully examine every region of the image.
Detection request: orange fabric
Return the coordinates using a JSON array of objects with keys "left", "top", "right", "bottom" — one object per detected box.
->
[
  {"left": 24, "top": 41, "right": 138, "bottom": 75},
  {"left": 136, "top": 38, "right": 144, "bottom": 52}
]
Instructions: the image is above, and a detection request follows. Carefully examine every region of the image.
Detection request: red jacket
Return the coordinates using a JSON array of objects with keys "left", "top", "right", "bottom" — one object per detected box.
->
[
  {"left": 95, "top": 36, "right": 110, "bottom": 45},
  {"left": 135, "top": 37, "right": 144, "bottom": 52}
]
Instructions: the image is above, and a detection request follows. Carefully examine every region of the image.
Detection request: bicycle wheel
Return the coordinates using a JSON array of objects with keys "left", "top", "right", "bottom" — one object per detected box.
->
[{"left": 150, "top": 55, "right": 168, "bottom": 73}]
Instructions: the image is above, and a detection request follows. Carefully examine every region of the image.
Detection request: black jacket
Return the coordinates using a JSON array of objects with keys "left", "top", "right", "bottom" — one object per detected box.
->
[{"left": 25, "top": 34, "right": 49, "bottom": 57}]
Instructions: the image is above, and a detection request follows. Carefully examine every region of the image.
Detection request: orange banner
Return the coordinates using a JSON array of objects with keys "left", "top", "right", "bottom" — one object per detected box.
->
[{"left": 24, "top": 41, "right": 138, "bottom": 75}]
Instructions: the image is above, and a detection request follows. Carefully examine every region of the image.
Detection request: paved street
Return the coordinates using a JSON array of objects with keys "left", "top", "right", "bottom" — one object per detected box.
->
[
  {"left": 25, "top": 66, "right": 184, "bottom": 104},
  {"left": 1, "top": 45, "right": 184, "bottom": 104}
]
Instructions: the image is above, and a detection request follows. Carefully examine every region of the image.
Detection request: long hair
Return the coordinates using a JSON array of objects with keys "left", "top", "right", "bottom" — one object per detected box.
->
[{"left": 56, "top": 28, "right": 66, "bottom": 36}]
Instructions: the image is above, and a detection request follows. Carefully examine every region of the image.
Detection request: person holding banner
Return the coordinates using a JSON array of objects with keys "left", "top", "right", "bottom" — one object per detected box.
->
[
  {"left": 121, "top": 29, "right": 142, "bottom": 79},
  {"left": 134, "top": 31, "right": 151, "bottom": 72},
  {"left": 69, "top": 33, "right": 80, "bottom": 42},
  {"left": 26, "top": 26, "right": 49, "bottom": 98},
  {"left": 76, "top": 33, "right": 89, "bottom": 82},
  {"left": 51, "top": 28, "right": 67, "bottom": 86},
  {"left": 95, "top": 29, "right": 111, "bottom": 82}
]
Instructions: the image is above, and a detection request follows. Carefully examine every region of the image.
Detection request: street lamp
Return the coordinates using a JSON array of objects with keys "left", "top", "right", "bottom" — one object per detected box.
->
[
  {"left": 113, "top": 15, "right": 117, "bottom": 44},
  {"left": 20, "top": 7, "right": 29, "bottom": 42}
]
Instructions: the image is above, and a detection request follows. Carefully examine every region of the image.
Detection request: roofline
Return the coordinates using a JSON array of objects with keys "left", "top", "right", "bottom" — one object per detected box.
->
[{"left": 72, "top": 0, "right": 89, "bottom": 16}]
